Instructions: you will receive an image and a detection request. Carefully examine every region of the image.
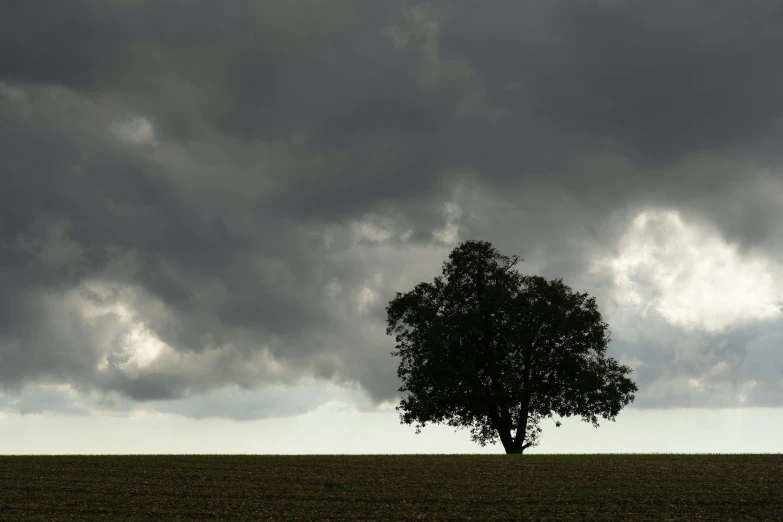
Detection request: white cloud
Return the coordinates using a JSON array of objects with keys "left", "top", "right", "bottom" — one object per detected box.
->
[
  {"left": 355, "top": 220, "right": 393, "bottom": 244},
  {"left": 64, "top": 281, "right": 173, "bottom": 373},
  {"left": 113, "top": 115, "right": 155, "bottom": 145},
  {"left": 355, "top": 285, "right": 377, "bottom": 314},
  {"left": 433, "top": 201, "right": 461, "bottom": 245},
  {"left": 595, "top": 208, "right": 783, "bottom": 332}
]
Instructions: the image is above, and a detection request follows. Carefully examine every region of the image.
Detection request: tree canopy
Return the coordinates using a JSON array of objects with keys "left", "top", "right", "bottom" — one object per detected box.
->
[{"left": 386, "top": 240, "right": 638, "bottom": 454}]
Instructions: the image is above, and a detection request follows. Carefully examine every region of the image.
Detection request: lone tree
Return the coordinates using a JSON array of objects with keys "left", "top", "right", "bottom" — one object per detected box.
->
[{"left": 386, "top": 240, "right": 637, "bottom": 454}]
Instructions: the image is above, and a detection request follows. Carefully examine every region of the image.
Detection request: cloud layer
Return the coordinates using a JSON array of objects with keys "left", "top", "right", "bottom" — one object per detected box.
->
[{"left": 2, "top": 0, "right": 782, "bottom": 418}]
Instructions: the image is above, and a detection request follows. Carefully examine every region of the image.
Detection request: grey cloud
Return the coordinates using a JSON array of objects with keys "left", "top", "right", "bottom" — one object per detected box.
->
[
  {"left": 440, "top": 1, "right": 783, "bottom": 164},
  {"left": 150, "top": 383, "right": 368, "bottom": 422},
  {"left": 1, "top": 0, "right": 783, "bottom": 416},
  {"left": 0, "top": 385, "right": 90, "bottom": 416},
  {"left": 0, "top": 381, "right": 366, "bottom": 422}
]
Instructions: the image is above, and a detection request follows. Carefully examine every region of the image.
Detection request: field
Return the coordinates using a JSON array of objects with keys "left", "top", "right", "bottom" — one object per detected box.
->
[{"left": 0, "top": 454, "right": 781, "bottom": 520}]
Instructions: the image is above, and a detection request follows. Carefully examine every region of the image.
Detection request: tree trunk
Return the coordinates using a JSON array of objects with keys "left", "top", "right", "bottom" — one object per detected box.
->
[
  {"left": 500, "top": 394, "right": 533, "bottom": 454},
  {"left": 493, "top": 415, "right": 515, "bottom": 453},
  {"left": 506, "top": 390, "right": 533, "bottom": 455},
  {"left": 502, "top": 439, "right": 524, "bottom": 454},
  {"left": 501, "top": 438, "right": 533, "bottom": 454}
]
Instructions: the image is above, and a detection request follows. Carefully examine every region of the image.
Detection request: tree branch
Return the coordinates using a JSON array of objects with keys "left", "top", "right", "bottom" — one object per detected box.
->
[{"left": 530, "top": 319, "right": 546, "bottom": 351}]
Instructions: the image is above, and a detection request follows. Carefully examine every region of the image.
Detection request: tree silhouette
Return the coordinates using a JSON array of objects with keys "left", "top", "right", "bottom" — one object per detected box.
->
[{"left": 386, "top": 240, "right": 638, "bottom": 454}]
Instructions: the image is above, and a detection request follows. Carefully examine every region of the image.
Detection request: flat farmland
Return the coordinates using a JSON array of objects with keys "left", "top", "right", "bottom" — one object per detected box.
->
[{"left": 0, "top": 454, "right": 781, "bottom": 520}]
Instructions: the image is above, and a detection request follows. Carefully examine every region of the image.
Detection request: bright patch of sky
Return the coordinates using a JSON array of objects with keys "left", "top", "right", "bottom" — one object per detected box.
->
[
  {"left": 433, "top": 201, "right": 461, "bottom": 245},
  {"left": 65, "top": 281, "right": 171, "bottom": 373},
  {"left": 113, "top": 115, "right": 155, "bottom": 145},
  {"left": 594, "top": 209, "right": 783, "bottom": 333}
]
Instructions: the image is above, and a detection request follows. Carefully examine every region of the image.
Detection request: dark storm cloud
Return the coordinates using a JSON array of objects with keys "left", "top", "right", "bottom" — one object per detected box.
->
[
  {"left": 442, "top": 1, "right": 783, "bottom": 161},
  {"left": 2, "top": 0, "right": 783, "bottom": 415}
]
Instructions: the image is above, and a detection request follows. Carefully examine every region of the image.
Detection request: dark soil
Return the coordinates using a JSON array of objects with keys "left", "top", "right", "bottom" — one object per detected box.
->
[{"left": 0, "top": 454, "right": 781, "bottom": 520}]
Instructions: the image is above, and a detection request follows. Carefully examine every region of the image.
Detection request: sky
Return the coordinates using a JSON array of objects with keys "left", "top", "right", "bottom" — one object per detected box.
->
[{"left": 1, "top": 0, "right": 782, "bottom": 454}]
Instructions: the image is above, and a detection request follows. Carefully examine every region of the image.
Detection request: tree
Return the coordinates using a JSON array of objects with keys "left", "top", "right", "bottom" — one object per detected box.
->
[{"left": 386, "top": 240, "right": 638, "bottom": 454}]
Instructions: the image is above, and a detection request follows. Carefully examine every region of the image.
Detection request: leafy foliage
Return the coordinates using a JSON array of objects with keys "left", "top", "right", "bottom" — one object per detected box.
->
[{"left": 387, "top": 240, "right": 638, "bottom": 453}]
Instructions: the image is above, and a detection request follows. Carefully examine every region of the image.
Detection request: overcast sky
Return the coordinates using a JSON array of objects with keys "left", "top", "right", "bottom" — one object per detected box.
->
[{"left": 2, "top": 0, "right": 783, "bottom": 454}]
